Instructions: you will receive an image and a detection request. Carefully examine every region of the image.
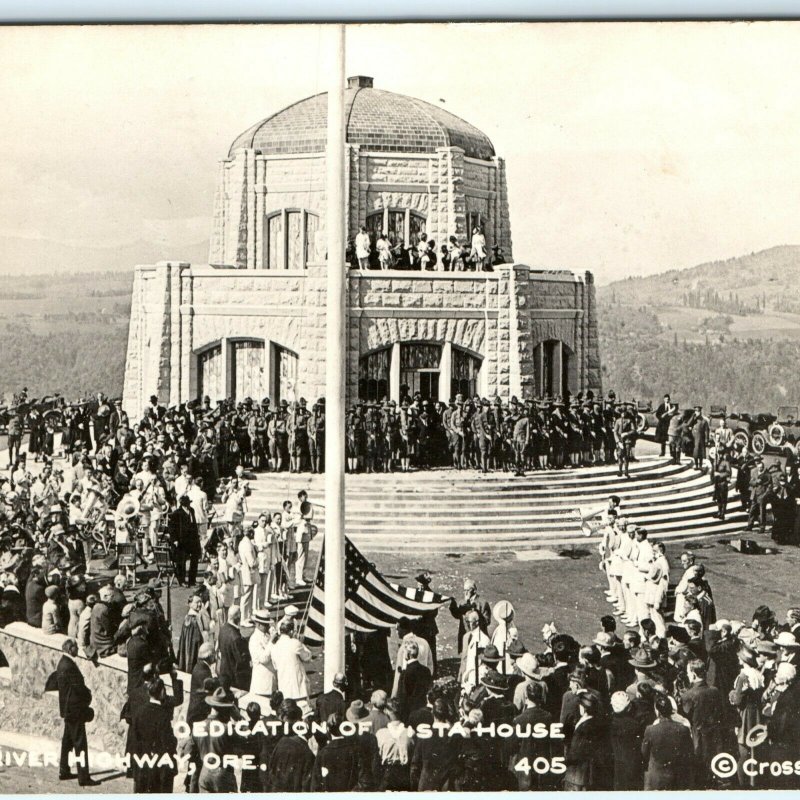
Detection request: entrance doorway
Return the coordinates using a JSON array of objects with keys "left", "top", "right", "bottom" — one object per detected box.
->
[{"left": 400, "top": 343, "right": 441, "bottom": 402}]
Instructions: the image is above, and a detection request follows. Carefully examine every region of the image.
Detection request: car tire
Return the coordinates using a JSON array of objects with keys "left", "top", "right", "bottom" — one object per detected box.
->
[
  {"left": 732, "top": 430, "right": 749, "bottom": 453},
  {"left": 751, "top": 431, "right": 768, "bottom": 455},
  {"left": 768, "top": 423, "right": 786, "bottom": 448}
]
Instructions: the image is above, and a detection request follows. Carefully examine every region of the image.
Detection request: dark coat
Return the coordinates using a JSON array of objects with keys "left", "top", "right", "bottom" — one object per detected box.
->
[
  {"left": 544, "top": 663, "right": 571, "bottom": 719},
  {"left": 767, "top": 680, "right": 800, "bottom": 762},
  {"left": 705, "top": 631, "right": 739, "bottom": 698},
  {"left": 126, "top": 679, "right": 183, "bottom": 793},
  {"left": 311, "top": 737, "right": 360, "bottom": 792},
  {"left": 563, "top": 715, "right": 612, "bottom": 790},
  {"left": 125, "top": 632, "right": 153, "bottom": 694},
  {"left": 269, "top": 735, "right": 314, "bottom": 792},
  {"left": 53, "top": 654, "right": 92, "bottom": 722},
  {"left": 186, "top": 659, "right": 214, "bottom": 724},
  {"left": 217, "top": 622, "right": 251, "bottom": 691},
  {"left": 408, "top": 705, "right": 434, "bottom": 729},
  {"left": 396, "top": 659, "right": 432, "bottom": 722},
  {"left": 449, "top": 595, "right": 491, "bottom": 652},
  {"left": 410, "top": 726, "right": 461, "bottom": 790},
  {"left": 25, "top": 573, "right": 46, "bottom": 628},
  {"left": 316, "top": 688, "right": 347, "bottom": 723},
  {"left": 680, "top": 680, "right": 726, "bottom": 769},
  {"left": 169, "top": 506, "right": 201, "bottom": 554},
  {"left": 610, "top": 710, "right": 645, "bottom": 790},
  {"left": 2, "top": 586, "right": 26, "bottom": 625},
  {"left": 642, "top": 717, "right": 695, "bottom": 789},
  {"left": 513, "top": 706, "right": 554, "bottom": 789}
]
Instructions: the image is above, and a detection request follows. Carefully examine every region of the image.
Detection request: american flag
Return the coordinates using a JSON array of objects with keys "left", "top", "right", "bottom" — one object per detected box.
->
[{"left": 302, "top": 537, "right": 450, "bottom": 646}]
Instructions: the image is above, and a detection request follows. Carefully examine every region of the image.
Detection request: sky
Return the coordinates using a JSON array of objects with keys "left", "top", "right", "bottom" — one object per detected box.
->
[{"left": 0, "top": 21, "right": 798, "bottom": 284}]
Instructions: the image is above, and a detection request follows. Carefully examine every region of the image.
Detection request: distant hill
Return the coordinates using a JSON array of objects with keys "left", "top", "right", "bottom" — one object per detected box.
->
[
  {"left": 0, "top": 236, "right": 209, "bottom": 275},
  {"left": 597, "top": 245, "right": 800, "bottom": 410}
]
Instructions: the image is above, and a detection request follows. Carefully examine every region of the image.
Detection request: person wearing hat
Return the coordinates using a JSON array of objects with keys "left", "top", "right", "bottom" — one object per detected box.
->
[
  {"left": 712, "top": 448, "right": 733, "bottom": 521},
  {"left": 613, "top": 403, "right": 637, "bottom": 478},
  {"left": 278, "top": 603, "right": 301, "bottom": 631},
  {"left": 689, "top": 405, "right": 709, "bottom": 472},
  {"left": 169, "top": 494, "right": 201, "bottom": 587},
  {"left": 774, "top": 630, "right": 800, "bottom": 665},
  {"left": 308, "top": 398, "right": 325, "bottom": 474},
  {"left": 192, "top": 686, "right": 244, "bottom": 793},
  {"left": 24, "top": 564, "right": 47, "bottom": 629},
  {"left": 608, "top": 690, "right": 645, "bottom": 790},
  {"left": 730, "top": 640, "right": 766, "bottom": 786},
  {"left": 344, "top": 699, "right": 381, "bottom": 790},
  {"left": 410, "top": 572, "right": 439, "bottom": 675},
  {"left": 563, "top": 691, "right": 612, "bottom": 790},
  {"left": 470, "top": 400, "right": 494, "bottom": 474},
  {"left": 41, "top": 583, "right": 65, "bottom": 635},
  {"left": 248, "top": 608, "right": 278, "bottom": 699},
  {"left": 512, "top": 653, "right": 547, "bottom": 712},
  {"left": 641, "top": 692, "right": 695, "bottom": 789},
  {"left": 87, "top": 583, "right": 117, "bottom": 659}
]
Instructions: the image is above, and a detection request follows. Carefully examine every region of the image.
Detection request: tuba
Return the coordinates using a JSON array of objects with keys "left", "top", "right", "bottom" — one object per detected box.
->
[{"left": 116, "top": 496, "right": 141, "bottom": 520}]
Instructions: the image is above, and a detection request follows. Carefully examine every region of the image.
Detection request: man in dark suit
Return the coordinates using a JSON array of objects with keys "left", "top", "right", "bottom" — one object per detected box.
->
[
  {"left": 25, "top": 568, "right": 46, "bottom": 628},
  {"left": 396, "top": 640, "right": 432, "bottom": 722},
  {"left": 186, "top": 643, "right": 216, "bottom": 724},
  {"left": 269, "top": 702, "right": 314, "bottom": 791},
  {"left": 169, "top": 495, "right": 201, "bottom": 586},
  {"left": 410, "top": 699, "right": 461, "bottom": 790},
  {"left": 51, "top": 639, "right": 99, "bottom": 786},
  {"left": 642, "top": 693, "right": 695, "bottom": 789},
  {"left": 513, "top": 681, "right": 554, "bottom": 789},
  {"left": 316, "top": 671, "right": 347, "bottom": 722},
  {"left": 563, "top": 693, "right": 612, "bottom": 791},
  {"left": 449, "top": 579, "right": 491, "bottom": 652},
  {"left": 680, "top": 659, "right": 727, "bottom": 788},
  {"left": 408, "top": 686, "right": 438, "bottom": 729},
  {"left": 544, "top": 639, "right": 572, "bottom": 719},
  {"left": 216, "top": 607, "right": 251, "bottom": 691},
  {"left": 125, "top": 619, "right": 154, "bottom": 694}
]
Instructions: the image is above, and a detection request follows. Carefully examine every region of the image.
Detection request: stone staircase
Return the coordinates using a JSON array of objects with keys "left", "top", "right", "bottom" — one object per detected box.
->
[{"left": 220, "top": 456, "right": 746, "bottom": 554}]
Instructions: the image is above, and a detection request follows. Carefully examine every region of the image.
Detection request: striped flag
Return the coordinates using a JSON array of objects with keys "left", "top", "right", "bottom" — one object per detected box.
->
[{"left": 302, "top": 537, "right": 450, "bottom": 646}]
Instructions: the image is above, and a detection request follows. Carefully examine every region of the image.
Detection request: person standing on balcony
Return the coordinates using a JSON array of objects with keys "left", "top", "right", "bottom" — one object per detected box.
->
[
  {"left": 355, "top": 225, "right": 371, "bottom": 270},
  {"left": 376, "top": 231, "right": 392, "bottom": 270},
  {"left": 471, "top": 226, "right": 487, "bottom": 271}
]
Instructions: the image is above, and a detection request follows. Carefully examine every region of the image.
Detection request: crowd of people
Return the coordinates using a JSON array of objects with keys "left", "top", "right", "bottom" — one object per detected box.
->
[
  {"left": 2, "top": 385, "right": 800, "bottom": 791},
  {"left": 347, "top": 224, "right": 505, "bottom": 272}
]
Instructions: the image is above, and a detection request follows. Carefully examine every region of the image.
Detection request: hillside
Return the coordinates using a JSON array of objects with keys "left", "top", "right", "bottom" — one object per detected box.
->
[
  {"left": 0, "top": 236, "right": 209, "bottom": 276},
  {"left": 598, "top": 245, "right": 800, "bottom": 410}
]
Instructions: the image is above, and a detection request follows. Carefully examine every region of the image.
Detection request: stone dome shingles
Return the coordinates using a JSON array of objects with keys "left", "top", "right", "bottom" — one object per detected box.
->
[{"left": 229, "top": 86, "right": 495, "bottom": 160}]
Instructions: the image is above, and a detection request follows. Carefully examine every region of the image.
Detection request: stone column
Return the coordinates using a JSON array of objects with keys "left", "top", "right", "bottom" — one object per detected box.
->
[
  {"left": 390, "top": 342, "right": 401, "bottom": 404},
  {"left": 439, "top": 341, "right": 452, "bottom": 403},
  {"left": 246, "top": 149, "right": 256, "bottom": 269},
  {"left": 496, "top": 157, "right": 513, "bottom": 261},
  {"left": 220, "top": 336, "right": 230, "bottom": 402}
]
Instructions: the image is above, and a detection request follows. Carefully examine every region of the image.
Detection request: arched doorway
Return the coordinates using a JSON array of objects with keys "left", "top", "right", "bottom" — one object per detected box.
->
[
  {"left": 197, "top": 343, "right": 223, "bottom": 402},
  {"left": 230, "top": 339, "right": 266, "bottom": 402}
]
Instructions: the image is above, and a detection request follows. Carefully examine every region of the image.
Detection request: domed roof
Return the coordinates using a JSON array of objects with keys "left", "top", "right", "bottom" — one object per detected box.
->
[{"left": 229, "top": 76, "right": 495, "bottom": 160}]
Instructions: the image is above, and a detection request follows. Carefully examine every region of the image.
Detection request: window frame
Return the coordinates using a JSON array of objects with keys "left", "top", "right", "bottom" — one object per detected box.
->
[{"left": 264, "top": 208, "right": 320, "bottom": 270}]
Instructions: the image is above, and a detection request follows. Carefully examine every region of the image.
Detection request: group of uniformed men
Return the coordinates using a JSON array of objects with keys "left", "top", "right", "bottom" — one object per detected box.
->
[{"left": 345, "top": 392, "right": 641, "bottom": 476}]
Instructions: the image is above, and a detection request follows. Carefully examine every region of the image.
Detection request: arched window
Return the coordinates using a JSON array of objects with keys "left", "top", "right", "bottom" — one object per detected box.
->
[
  {"left": 365, "top": 208, "right": 427, "bottom": 247},
  {"left": 264, "top": 209, "right": 320, "bottom": 270},
  {"left": 359, "top": 347, "right": 390, "bottom": 402}
]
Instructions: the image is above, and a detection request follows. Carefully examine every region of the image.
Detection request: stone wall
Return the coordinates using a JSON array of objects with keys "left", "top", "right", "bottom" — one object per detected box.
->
[
  {"left": 0, "top": 623, "right": 188, "bottom": 755},
  {"left": 123, "top": 262, "right": 599, "bottom": 417}
]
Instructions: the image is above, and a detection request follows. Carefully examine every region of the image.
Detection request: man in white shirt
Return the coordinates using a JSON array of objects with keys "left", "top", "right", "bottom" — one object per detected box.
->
[
  {"left": 173, "top": 464, "right": 191, "bottom": 500},
  {"left": 248, "top": 610, "right": 277, "bottom": 701},
  {"left": 270, "top": 619, "right": 312, "bottom": 712},
  {"left": 459, "top": 610, "right": 490, "bottom": 694},
  {"left": 632, "top": 527, "right": 655, "bottom": 626},
  {"left": 237, "top": 526, "right": 258, "bottom": 625},
  {"left": 187, "top": 478, "right": 210, "bottom": 543}
]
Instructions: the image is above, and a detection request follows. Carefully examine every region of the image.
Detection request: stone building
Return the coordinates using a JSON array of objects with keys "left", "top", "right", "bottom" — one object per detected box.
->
[{"left": 123, "top": 76, "right": 601, "bottom": 415}]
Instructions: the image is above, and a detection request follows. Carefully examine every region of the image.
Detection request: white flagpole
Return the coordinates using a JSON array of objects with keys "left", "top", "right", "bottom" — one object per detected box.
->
[{"left": 323, "top": 23, "right": 347, "bottom": 692}]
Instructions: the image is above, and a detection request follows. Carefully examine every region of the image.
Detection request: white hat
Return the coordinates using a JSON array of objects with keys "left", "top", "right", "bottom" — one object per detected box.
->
[
  {"left": 284, "top": 605, "right": 300, "bottom": 617},
  {"left": 775, "top": 631, "right": 800, "bottom": 648},
  {"left": 611, "top": 691, "right": 630, "bottom": 713}
]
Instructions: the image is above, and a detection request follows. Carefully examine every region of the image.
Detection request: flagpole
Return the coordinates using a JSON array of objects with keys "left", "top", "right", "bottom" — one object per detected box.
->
[{"left": 323, "top": 23, "right": 347, "bottom": 692}]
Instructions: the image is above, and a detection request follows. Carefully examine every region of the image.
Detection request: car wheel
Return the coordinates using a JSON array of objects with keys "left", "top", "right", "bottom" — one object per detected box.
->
[
  {"left": 751, "top": 431, "right": 768, "bottom": 455},
  {"left": 768, "top": 423, "right": 786, "bottom": 448},
  {"left": 732, "top": 430, "right": 749, "bottom": 453}
]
